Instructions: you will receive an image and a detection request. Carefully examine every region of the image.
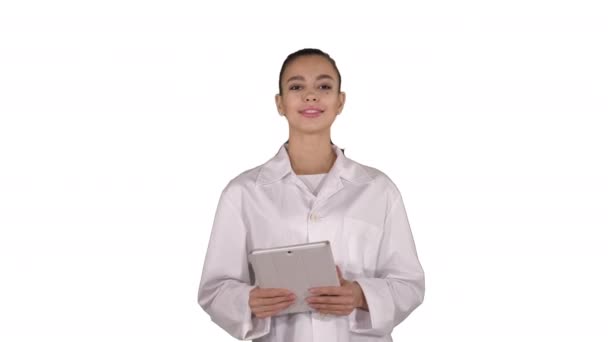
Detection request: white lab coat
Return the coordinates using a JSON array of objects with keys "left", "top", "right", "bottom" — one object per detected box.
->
[{"left": 198, "top": 143, "right": 424, "bottom": 342}]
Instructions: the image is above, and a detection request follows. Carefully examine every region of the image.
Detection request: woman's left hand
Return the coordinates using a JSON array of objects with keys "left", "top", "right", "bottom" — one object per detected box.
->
[{"left": 306, "top": 266, "right": 368, "bottom": 316}]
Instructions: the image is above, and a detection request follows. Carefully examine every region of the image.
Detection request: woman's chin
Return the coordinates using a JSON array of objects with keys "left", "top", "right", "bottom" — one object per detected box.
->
[{"left": 289, "top": 124, "right": 332, "bottom": 136}]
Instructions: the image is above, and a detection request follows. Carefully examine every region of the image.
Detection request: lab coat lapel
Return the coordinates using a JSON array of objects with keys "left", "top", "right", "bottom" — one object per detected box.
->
[
  {"left": 315, "top": 145, "right": 345, "bottom": 201},
  {"left": 256, "top": 143, "right": 373, "bottom": 200}
]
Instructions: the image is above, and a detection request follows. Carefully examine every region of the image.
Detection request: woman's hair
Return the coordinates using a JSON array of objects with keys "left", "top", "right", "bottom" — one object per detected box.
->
[{"left": 278, "top": 48, "right": 342, "bottom": 95}]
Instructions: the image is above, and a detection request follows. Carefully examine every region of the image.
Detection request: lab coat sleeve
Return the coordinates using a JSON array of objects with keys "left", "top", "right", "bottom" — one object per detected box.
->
[
  {"left": 349, "top": 194, "right": 425, "bottom": 336},
  {"left": 198, "top": 190, "right": 271, "bottom": 340}
]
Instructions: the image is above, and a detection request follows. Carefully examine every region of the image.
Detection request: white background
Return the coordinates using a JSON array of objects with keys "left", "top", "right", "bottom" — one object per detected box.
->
[{"left": 1, "top": 0, "right": 607, "bottom": 341}]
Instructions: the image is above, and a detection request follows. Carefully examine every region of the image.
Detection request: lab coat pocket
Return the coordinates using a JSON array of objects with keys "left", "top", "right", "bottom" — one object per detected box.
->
[{"left": 341, "top": 217, "right": 381, "bottom": 278}]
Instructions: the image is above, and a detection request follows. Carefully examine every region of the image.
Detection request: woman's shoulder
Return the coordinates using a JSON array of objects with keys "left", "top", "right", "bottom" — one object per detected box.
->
[
  {"left": 219, "top": 164, "right": 264, "bottom": 198},
  {"left": 348, "top": 158, "right": 402, "bottom": 198}
]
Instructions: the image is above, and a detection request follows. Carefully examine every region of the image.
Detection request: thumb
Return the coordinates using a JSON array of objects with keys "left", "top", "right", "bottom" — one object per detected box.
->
[{"left": 336, "top": 265, "right": 346, "bottom": 285}]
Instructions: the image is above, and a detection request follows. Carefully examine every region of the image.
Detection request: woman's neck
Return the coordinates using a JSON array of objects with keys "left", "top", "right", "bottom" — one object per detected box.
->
[{"left": 286, "top": 134, "right": 336, "bottom": 175}]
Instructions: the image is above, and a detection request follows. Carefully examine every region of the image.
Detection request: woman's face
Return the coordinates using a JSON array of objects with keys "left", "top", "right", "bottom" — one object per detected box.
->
[{"left": 275, "top": 55, "right": 346, "bottom": 136}]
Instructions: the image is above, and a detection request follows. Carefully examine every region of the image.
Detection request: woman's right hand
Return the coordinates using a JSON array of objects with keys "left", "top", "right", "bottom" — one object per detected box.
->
[{"left": 249, "top": 287, "right": 296, "bottom": 318}]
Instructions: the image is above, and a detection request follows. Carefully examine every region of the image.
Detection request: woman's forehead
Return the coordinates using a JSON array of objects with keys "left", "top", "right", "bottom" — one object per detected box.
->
[{"left": 283, "top": 55, "right": 338, "bottom": 80}]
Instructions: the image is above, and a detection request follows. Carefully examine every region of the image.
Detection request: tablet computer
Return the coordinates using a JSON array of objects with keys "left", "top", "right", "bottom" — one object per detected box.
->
[{"left": 248, "top": 240, "right": 340, "bottom": 315}]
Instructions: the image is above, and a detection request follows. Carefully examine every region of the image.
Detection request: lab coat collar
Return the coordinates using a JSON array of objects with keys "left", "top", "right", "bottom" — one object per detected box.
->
[{"left": 256, "top": 142, "right": 373, "bottom": 186}]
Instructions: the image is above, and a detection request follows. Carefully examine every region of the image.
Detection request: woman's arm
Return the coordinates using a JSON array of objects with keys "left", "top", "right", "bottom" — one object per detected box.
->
[
  {"left": 197, "top": 190, "right": 271, "bottom": 340},
  {"left": 349, "top": 193, "right": 425, "bottom": 336}
]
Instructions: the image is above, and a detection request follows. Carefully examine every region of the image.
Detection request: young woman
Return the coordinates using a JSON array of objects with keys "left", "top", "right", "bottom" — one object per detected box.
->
[{"left": 198, "top": 48, "right": 424, "bottom": 342}]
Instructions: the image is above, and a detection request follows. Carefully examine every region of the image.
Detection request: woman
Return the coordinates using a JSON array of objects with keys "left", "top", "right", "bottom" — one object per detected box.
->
[{"left": 198, "top": 48, "right": 424, "bottom": 342}]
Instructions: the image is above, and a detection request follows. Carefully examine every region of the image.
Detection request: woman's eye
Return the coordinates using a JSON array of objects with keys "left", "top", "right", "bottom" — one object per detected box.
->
[
  {"left": 289, "top": 84, "right": 302, "bottom": 90},
  {"left": 319, "top": 84, "right": 332, "bottom": 90}
]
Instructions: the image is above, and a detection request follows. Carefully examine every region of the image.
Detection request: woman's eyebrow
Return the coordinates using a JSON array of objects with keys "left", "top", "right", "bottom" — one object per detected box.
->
[
  {"left": 286, "top": 74, "right": 335, "bottom": 83},
  {"left": 286, "top": 75, "right": 305, "bottom": 83},
  {"left": 316, "top": 74, "right": 335, "bottom": 81}
]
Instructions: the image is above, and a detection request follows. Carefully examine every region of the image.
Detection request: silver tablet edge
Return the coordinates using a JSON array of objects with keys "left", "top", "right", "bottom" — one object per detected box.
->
[{"left": 249, "top": 240, "right": 330, "bottom": 256}]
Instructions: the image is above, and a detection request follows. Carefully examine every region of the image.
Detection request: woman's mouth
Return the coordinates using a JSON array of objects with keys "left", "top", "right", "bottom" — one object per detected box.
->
[{"left": 299, "top": 107, "right": 324, "bottom": 118}]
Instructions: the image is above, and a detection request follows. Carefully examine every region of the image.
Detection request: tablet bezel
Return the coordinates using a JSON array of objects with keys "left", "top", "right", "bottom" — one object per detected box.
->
[{"left": 248, "top": 240, "right": 340, "bottom": 315}]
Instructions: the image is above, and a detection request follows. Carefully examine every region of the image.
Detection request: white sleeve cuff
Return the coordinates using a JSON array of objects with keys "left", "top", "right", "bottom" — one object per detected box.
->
[
  {"left": 239, "top": 285, "right": 272, "bottom": 340},
  {"left": 207, "top": 284, "right": 271, "bottom": 340},
  {"left": 349, "top": 278, "right": 395, "bottom": 337}
]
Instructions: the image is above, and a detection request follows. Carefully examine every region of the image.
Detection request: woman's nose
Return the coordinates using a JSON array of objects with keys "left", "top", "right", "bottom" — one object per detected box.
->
[{"left": 304, "top": 91, "right": 318, "bottom": 102}]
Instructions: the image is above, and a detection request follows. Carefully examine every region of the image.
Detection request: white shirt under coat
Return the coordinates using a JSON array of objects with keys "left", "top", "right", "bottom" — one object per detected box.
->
[{"left": 198, "top": 143, "right": 425, "bottom": 342}]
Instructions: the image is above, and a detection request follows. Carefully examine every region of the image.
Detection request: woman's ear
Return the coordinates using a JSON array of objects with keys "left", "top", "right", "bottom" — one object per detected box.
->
[
  {"left": 275, "top": 93, "right": 284, "bottom": 116},
  {"left": 337, "top": 91, "right": 346, "bottom": 115}
]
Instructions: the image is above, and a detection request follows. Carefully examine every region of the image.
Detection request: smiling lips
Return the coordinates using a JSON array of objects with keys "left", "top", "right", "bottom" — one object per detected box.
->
[{"left": 299, "top": 107, "right": 324, "bottom": 118}]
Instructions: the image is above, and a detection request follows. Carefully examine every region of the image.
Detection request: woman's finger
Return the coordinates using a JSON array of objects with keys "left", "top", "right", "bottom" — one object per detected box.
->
[
  {"left": 336, "top": 266, "right": 346, "bottom": 285},
  {"left": 252, "top": 287, "right": 293, "bottom": 298},
  {"left": 250, "top": 294, "right": 295, "bottom": 307},
  {"left": 253, "top": 300, "right": 294, "bottom": 317},
  {"left": 309, "top": 286, "right": 352, "bottom": 296},
  {"left": 309, "top": 303, "right": 353, "bottom": 311},
  {"left": 307, "top": 295, "right": 353, "bottom": 305},
  {"left": 253, "top": 297, "right": 295, "bottom": 312},
  {"left": 316, "top": 308, "right": 352, "bottom": 316}
]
